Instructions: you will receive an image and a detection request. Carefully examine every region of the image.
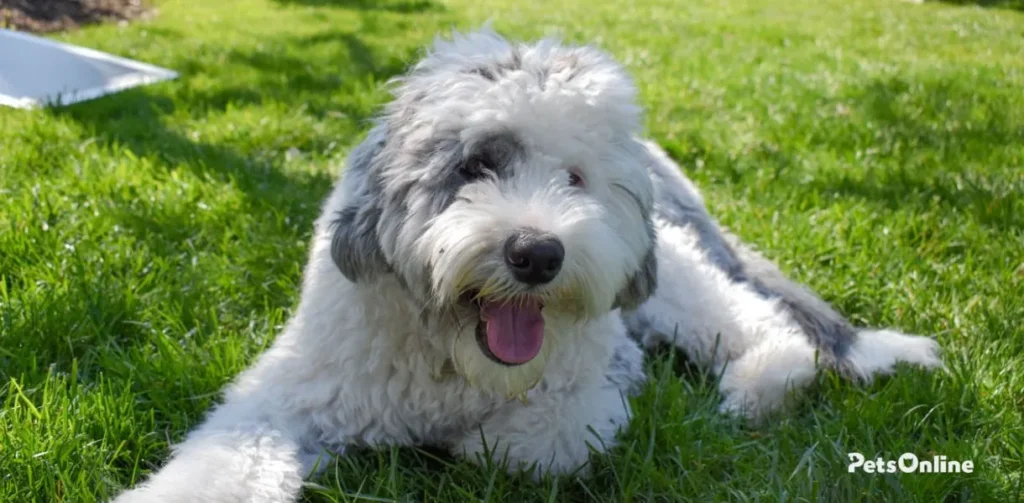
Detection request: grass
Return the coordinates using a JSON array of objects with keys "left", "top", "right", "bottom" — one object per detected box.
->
[{"left": 1, "top": 0, "right": 1022, "bottom": 500}]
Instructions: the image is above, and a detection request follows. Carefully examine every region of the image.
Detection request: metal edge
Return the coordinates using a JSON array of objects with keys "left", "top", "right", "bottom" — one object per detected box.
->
[
  {"left": 39, "top": 71, "right": 180, "bottom": 108},
  {"left": 0, "top": 28, "right": 179, "bottom": 83},
  {"left": 0, "top": 28, "right": 180, "bottom": 109}
]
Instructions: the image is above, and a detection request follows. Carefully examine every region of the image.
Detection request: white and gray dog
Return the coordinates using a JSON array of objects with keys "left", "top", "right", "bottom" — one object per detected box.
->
[{"left": 116, "top": 29, "right": 943, "bottom": 502}]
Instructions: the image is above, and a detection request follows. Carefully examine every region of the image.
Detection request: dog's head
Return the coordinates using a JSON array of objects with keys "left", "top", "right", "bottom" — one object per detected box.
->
[{"left": 330, "top": 29, "right": 656, "bottom": 396}]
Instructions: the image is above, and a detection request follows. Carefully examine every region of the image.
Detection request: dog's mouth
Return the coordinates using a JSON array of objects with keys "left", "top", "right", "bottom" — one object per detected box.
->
[{"left": 463, "top": 291, "right": 545, "bottom": 367}]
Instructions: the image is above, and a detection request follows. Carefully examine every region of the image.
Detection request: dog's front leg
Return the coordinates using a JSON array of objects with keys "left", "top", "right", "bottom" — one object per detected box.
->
[
  {"left": 114, "top": 406, "right": 318, "bottom": 503},
  {"left": 624, "top": 219, "right": 822, "bottom": 420},
  {"left": 113, "top": 353, "right": 331, "bottom": 503},
  {"left": 450, "top": 382, "right": 631, "bottom": 480}
]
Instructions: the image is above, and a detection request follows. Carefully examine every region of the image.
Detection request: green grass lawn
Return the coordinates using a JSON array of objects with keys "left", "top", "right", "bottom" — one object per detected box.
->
[{"left": 2, "top": 0, "right": 1023, "bottom": 500}]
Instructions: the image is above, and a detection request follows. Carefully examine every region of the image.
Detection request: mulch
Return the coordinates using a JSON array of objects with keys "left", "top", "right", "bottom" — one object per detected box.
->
[{"left": 0, "top": 0, "right": 150, "bottom": 33}]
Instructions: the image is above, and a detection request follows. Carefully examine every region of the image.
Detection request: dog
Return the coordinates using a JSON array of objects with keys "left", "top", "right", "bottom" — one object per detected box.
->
[{"left": 114, "top": 29, "right": 943, "bottom": 502}]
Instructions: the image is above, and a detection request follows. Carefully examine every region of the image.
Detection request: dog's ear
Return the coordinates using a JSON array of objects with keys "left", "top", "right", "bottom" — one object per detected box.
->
[
  {"left": 330, "top": 127, "right": 393, "bottom": 282},
  {"left": 613, "top": 245, "right": 657, "bottom": 311},
  {"left": 611, "top": 138, "right": 659, "bottom": 311}
]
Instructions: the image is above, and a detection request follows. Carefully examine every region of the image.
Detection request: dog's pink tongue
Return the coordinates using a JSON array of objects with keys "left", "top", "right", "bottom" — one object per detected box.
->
[{"left": 481, "top": 300, "right": 545, "bottom": 364}]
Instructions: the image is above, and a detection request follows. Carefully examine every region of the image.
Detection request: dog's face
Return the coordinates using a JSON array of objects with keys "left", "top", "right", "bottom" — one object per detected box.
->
[{"left": 330, "top": 30, "right": 656, "bottom": 396}]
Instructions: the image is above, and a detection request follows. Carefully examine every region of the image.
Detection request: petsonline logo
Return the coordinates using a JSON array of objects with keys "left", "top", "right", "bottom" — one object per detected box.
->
[{"left": 848, "top": 453, "right": 974, "bottom": 474}]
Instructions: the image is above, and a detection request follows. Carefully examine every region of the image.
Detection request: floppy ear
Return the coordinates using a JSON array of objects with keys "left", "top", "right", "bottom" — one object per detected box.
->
[
  {"left": 613, "top": 245, "right": 657, "bottom": 311},
  {"left": 611, "top": 138, "right": 659, "bottom": 311},
  {"left": 329, "top": 127, "right": 393, "bottom": 282}
]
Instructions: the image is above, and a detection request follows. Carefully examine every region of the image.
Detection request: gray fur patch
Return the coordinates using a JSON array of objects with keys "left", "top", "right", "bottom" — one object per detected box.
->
[
  {"left": 330, "top": 204, "right": 391, "bottom": 282},
  {"left": 646, "top": 154, "right": 743, "bottom": 277},
  {"left": 738, "top": 246, "right": 856, "bottom": 360},
  {"left": 613, "top": 244, "right": 657, "bottom": 311},
  {"left": 330, "top": 130, "right": 393, "bottom": 283},
  {"left": 780, "top": 290, "right": 855, "bottom": 360},
  {"left": 647, "top": 150, "right": 855, "bottom": 360},
  {"left": 467, "top": 48, "right": 523, "bottom": 82},
  {"left": 620, "top": 308, "right": 653, "bottom": 344},
  {"left": 461, "top": 132, "right": 523, "bottom": 181},
  {"left": 604, "top": 337, "right": 647, "bottom": 396},
  {"left": 332, "top": 119, "right": 525, "bottom": 302},
  {"left": 611, "top": 177, "right": 658, "bottom": 311}
]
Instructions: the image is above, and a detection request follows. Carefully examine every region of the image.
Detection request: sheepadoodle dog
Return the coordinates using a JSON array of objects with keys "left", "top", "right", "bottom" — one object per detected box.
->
[{"left": 115, "top": 29, "right": 943, "bottom": 502}]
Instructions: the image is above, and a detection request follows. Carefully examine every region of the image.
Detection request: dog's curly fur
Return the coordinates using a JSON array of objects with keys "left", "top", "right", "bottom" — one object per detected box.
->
[{"left": 114, "top": 29, "right": 943, "bottom": 502}]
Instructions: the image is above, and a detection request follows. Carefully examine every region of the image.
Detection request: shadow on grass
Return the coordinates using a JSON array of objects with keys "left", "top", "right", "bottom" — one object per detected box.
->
[
  {"left": 190, "top": 32, "right": 410, "bottom": 118},
  {"left": 667, "top": 74, "right": 1022, "bottom": 236},
  {"left": 271, "top": 0, "right": 445, "bottom": 13},
  {"left": 57, "top": 92, "right": 333, "bottom": 207},
  {"left": 930, "top": 0, "right": 1024, "bottom": 12},
  {"left": 46, "top": 26, "right": 418, "bottom": 245},
  {"left": 809, "top": 77, "right": 1024, "bottom": 233},
  {"left": 663, "top": 76, "right": 1024, "bottom": 235}
]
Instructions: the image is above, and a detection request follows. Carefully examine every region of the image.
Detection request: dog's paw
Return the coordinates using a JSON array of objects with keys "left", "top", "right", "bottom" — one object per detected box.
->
[
  {"left": 715, "top": 336, "right": 819, "bottom": 421},
  {"left": 717, "top": 390, "right": 760, "bottom": 419},
  {"left": 844, "top": 329, "right": 945, "bottom": 380},
  {"left": 716, "top": 384, "right": 795, "bottom": 424}
]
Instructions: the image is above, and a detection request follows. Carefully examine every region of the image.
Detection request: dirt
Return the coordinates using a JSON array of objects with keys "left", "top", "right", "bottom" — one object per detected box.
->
[{"left": 0, "top": 0, "right": 150, "bottom": 33}]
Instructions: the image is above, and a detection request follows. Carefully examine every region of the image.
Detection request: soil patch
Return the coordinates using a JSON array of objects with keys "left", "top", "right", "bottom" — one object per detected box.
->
[{"left": 1, "top": 0, "right": 149, "bottom": 33}]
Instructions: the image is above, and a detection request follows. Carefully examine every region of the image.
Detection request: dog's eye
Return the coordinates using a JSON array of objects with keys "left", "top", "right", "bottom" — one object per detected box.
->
[
  {"left": 460, "top": 154, "right": 494, "bottom": 180},
  {"left": 568, "top": 171, "right": 584, "bottom": 188}
]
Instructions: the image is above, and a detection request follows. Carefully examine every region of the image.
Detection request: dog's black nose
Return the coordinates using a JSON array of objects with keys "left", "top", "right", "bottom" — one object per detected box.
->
[{"left": 504, "top": 230, "right": 565, "bottom": 285}]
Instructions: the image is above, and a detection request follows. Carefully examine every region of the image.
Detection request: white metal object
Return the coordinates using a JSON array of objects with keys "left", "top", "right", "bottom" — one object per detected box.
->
[{"left": 0, "top": 28, "right": 178, "bottom": 109}]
